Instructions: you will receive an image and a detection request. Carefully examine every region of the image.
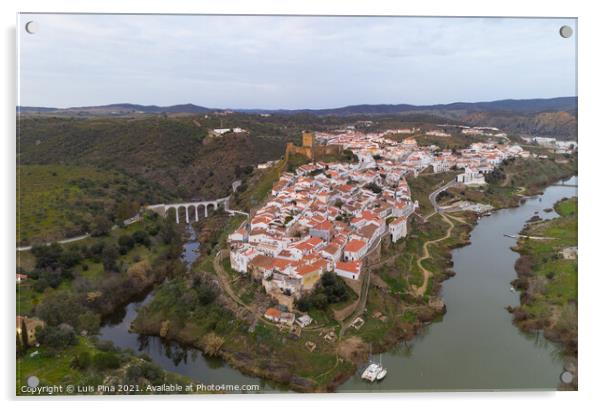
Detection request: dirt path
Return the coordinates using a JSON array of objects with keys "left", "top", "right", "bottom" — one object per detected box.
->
[
  {"left": 413, "top": 214, "right": 455, "bottom": 297},
  {"left": 338, "top": 235, "right": 385, "bottom": 336},
  {"left": 213, "top": 250, "right": 278, "bottom": 327},
  {"left": 445, "top": 213, "right": 468, "bottom": 225},
  {"left": 339, "top": 263, "right": 371, "bottom": 337},
  {"left": 501, "top": 171, "right": 512, "bottom": 187}
]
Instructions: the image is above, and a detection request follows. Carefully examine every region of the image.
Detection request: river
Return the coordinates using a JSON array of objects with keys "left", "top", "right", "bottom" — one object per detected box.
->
[
  {"left": 99, "top": 177, "right": 577, "bottom": 392},
  {"left": 99, "top": 225, "right": 276, "bottom": 391}
]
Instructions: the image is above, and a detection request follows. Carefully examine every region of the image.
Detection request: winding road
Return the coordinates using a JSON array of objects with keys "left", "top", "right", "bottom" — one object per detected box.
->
[
  {"left": 17, "top": 215, "right": 141, "bottom": 252},
  {"left": 428, "top": 179, "right": 458, "bottom": 215}
]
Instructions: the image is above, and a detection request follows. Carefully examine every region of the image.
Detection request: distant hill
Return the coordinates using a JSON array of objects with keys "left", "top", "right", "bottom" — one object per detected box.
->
[
  {"left": 18, "top": 103, "right": 218, "bottom": 116},
  {"left": 19, "top": 96, "right": 576, "bottom": 116},
  {"left": 18, "top": 96, "right": 577, "bottom": 139},
  {"left": 239, "top": 97, "right": 577, "bottom": 116}
]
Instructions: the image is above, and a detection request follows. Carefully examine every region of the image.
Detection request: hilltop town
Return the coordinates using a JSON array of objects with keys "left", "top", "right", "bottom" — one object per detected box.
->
[{"left": 228, "top": 129, "right": 531, "bottom": 324}]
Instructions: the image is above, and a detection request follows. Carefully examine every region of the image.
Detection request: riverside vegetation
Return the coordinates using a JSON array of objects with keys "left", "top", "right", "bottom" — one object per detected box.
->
[
  {"left": 16, "top": 213, "right": 194, "bottom": 394},
  {"left": 509, "top": 197, "right": 578, "bottom": 390}
]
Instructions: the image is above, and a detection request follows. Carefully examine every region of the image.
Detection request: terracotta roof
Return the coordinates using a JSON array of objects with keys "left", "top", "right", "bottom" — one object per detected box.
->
[
  {"left": 250, "top": 228, "right": 267, "bottom": 236},
  {"left": 335, "top": 260, "right": 362, "bottom": 274},
  {"left": 390, "top": 216, "right": 407, "bottom": 225},
  {"left": 295, "top": 261, "right": 323, "bottom": 276},
  {"left": 322, "top": 243, "right": 340, "bottom": 255},
  {"left": 249, "top": 255, "right": 274, "bottom": 270},
  {"left": 344, "top": 239, "right": 367, "bottom": 253},
  {"left": 313, "top": 221, "right": 332, "bottom": 231},
  {"left": 361, "top": 210, "right": 380, "bottom": 221},
  {"left": 265, "top": 308, "right": 281, "bottom": 318},
  {"left": 293, "top": 237, "right": 323, "bottom": 252},
  {"left": 358, "top": 223, "right": 379, "bottom": 239},
  {"left": 273, "top": 258, "right": 294, "bottom": 271}
]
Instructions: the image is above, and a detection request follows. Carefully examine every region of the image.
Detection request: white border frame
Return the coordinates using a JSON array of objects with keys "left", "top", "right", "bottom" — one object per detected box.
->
[{"left": 2, "top": 1, "right": 599, "bottom": 408}]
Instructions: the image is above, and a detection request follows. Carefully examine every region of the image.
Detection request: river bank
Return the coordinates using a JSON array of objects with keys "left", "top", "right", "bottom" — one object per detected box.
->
[{"left": 508, "top": 195, "right": 578, "bottom": 390}]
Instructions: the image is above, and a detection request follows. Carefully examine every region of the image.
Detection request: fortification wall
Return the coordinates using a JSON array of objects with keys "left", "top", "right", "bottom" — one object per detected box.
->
[{"left": 285, "top": 142, "right": 343, "bottom": 162}]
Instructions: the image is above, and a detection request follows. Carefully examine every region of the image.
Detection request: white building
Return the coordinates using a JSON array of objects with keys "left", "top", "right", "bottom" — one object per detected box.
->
[
  {"left": 230, "top": 245, "right": 258, "bottom": 273},
  {"left": 389, "top": 216, "right": 408, "bottom": 243},
  {"left": 456, "top": 167, "right": 487, "bottom": 186},
  {"left": 432, "top": 157, "right": 451, "bottom": 173},
  {"left": 335, "top": 260, "right": 362, "bottom": 281},
  {"left": 343, "top": 239, "right": 368, "bottom": 261}
]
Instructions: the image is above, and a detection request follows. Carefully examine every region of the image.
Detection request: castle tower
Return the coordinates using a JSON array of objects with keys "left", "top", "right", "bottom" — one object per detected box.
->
[{"left": 302, "top": 131, "right": 315, "bottom": 148}]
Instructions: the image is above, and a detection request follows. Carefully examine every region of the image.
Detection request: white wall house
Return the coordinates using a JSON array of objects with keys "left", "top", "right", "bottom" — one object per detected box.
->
[
  {"left": 343, "top": 239, "right": 367, "bottom": 261},
  {"left": 230, "top": 245, "right": 258, "bottom": 273},
  {"left": 335, "top": 261, "right": 362, "bottom": 281},
  {"left": 456, "top": 167, "right": 487, "bottom": 186},
  {"left": 389, "top": 217, "right": 408, "bottom": 243}
]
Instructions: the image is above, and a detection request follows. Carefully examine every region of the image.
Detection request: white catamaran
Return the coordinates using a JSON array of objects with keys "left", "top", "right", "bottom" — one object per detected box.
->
[{"left": 361, "top": 346, "right": 387, "bottom": 382}]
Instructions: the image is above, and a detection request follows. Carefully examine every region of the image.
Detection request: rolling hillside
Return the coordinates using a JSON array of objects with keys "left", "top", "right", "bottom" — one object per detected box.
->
[
  {"left": 17, "top": 116, "right": 288, "bottom": 201},
  {"left": 17, "top": 164, "right": 171, "bottom": 245}
]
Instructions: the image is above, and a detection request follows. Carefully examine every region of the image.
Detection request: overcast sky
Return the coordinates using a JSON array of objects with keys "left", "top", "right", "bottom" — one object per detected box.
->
[{"left": 18, "top": 14, "right": 577, "bottom": 109}]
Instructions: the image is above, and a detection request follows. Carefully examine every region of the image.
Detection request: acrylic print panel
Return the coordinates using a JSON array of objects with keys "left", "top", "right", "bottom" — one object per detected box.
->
[{"left": 16, "top": 14, "right": 577, "bottom": 395}]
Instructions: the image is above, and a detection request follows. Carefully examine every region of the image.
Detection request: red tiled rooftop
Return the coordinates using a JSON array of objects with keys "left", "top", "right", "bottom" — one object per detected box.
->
[
  {"left": 335, "top": 260, "right": 362, "bottom": 274},
  {"left": 344, "top": 239, "right": 366, "bottom": 253},
  {"left": 265, "top": 308, "right": 281, "bottom": 318}
]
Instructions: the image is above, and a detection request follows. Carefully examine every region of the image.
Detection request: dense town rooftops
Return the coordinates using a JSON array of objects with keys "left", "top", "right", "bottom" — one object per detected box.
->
[{"left": 230, "top": 128, "right": 524, "bottom": 303}]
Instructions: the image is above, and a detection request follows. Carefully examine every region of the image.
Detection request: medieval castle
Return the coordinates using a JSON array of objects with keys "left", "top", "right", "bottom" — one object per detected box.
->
[{"left": 285, "top": 131, "right": 343, "bottom": 162}]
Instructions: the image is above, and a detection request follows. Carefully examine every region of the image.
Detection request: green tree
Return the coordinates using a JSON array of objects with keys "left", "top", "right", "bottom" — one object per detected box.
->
[
  {"left": 118, "top": 234, "right": 135, "bottom": 253},
  {"left": 132, "top": 230, "right": 151, "bottom": 247},
  {"left": 71, "top": 351, "right": 92, "bottom": 370},
  {"left": 35, "top": 292, "right": 85, "bottom": 328},
  {"left": 102, "top": 244, "right": 119, "bottom": 272},
  {"left": 36, "top": 324, "right": 77, "bottom": 353},
  {"left": 20, "top": 319, "right": 30, "bottom": 350},
  {"left": 93, "top": 351, "right": 121, "bottom": 370},
  {"left": 90, "top": 215, "right": 112, "bottom": 236},
  {"left": 78, "top": 311, "right": 101, "bottom": 335},
  {"left": 312, "top": 293, "right": 329, "bottom": 310}
]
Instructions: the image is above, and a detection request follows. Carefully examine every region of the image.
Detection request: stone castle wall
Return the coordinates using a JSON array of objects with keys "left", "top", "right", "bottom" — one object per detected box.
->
[{"left": 285, "top": 142, "right": 343, "bottom": 162}]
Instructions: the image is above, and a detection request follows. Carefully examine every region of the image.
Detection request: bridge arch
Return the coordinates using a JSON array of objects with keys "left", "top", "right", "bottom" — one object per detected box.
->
[
  {"left": 147, "top": 196, "right": 230, "bottom": 224},
  {"left": 198, "top": 203, "right": 207, "bottom": 218},
  {"left": 165, "top": 206, "right": 178, "bottom": 223}
]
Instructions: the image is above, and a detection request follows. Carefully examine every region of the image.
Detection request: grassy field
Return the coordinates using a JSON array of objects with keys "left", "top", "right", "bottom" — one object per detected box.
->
[
  {"left": 516, "top": 197, "right": 577, "bottom": 305},
  {"left": 17, "top": 336, "right": 100, "bottom": 389},
  {"left": 17, "top": 164, "right": 169, "bottom": 245},
  {"left": 555, "top": 197, "right": 577, "bottom": 217}
]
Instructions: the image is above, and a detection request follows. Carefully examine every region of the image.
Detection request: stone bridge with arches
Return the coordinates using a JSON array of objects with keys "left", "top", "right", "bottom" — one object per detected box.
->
[{"left": 147, "top": 196, "right": 230, "bottom": 224}]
